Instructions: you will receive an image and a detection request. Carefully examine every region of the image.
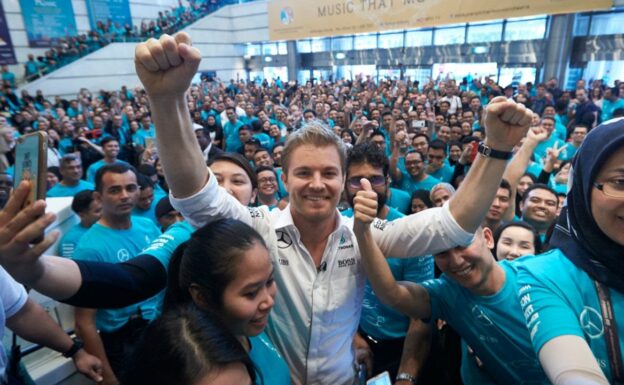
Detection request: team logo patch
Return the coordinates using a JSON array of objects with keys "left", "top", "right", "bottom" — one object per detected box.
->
[
  {"left": 276, "top": 230, "right": 293, "bottom": 249},
  {"left": 579, "top": 306, "right": 604, "bottom": 339}
]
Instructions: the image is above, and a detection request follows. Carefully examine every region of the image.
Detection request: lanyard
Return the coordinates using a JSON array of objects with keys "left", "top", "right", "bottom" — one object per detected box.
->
[{"left": 594, "top": 280, "right": 624, "bottom": 384}]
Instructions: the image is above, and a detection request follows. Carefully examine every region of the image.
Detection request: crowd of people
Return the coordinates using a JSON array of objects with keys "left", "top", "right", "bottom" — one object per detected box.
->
[
  {"left": 0, "top": 31, "right": 622, "bottom": 385},
  {"left": 9, "top": 0, "right": 235, "bottom": 85}
]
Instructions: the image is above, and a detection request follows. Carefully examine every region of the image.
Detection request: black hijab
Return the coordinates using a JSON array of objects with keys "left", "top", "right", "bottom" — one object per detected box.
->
[{"left": 549, "top": 118, "right": 624, "bottom": 293}]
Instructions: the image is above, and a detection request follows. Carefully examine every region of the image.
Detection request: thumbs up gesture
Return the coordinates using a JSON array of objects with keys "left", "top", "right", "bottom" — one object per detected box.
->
[
  {"left": 135, "top": 32, "right": 201, "bottom": 98},
  {"left": 353, "top": 178, "right": 379, "bottom": 234}
]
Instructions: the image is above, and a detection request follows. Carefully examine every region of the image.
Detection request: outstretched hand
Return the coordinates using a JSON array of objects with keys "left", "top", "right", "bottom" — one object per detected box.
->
[
  {"left": 483, "top": 96, "right": 533, "bottom": 151},
  {"left": 134, "top": 32, "right": 202, "bottom": 98},
  {"left": 352, "top": 178, "right": 378, "bottom": 235},
  {"left": 0, "top": 181, "right": 59, "bottom": 283}
]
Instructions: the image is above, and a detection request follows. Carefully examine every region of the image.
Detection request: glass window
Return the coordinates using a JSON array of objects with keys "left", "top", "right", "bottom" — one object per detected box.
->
[
  {"left": 504, "top": 18, "right": 546, "bottom": 41},
  {"left": 574, "top": 14, "right": 590, "bottom": 36},
  {"left": 245, "top": 44, "right": 261, "bottom": 57},
  {"left": 354, "top": 33, "right": 377, "bottom": 50},
  {"left": 332, "top": 36, "right": 353, "bottom": 51},
  {"left": 311, "top": 38, "right": 330, "bottom": 52},
  {"left": 277, "top": 42, "right": 288, "bottom": 55},
  {"left": 263, "top": 66, "right": 288, "bottom": 82},
  {"left": 467, "top": 23, "right": 502, "bottom": 43},
  {"left": 432, "top": 62, "right": 497, "bottom": 83},
  {"left": 589, "top": 12, "right": 624, "bottom": 35},
  {"left": 297, "top": 40, "right": 311, "bottom": 53},
  {"left": 378, "top": 68, "right": 401, "bottom": 80},
  {"left": 507, "top": 14, "right": 546, "bottom": 22},
  {"left": 405, "top": 30, "right": 432, "bottom": 47},
  {"left": 498, "top": 67, "right": 537, "bottom": 88},
  {"left": 404, "top": 67, "right": 432, "bottom": 85},
  {"left": 262, "top": 43, "right": 278, "bottom": 55},
  {"left": 434, "top": 26, "right": 465, "bottom": 45},
  {"left": 378, "top": 32, "right": 404, "bottom": 48}
]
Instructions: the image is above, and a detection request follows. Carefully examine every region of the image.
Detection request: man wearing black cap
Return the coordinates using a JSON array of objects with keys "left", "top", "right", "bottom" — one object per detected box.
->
[{"left": 155, "top": 197, "right": 183, "bottom": 232}]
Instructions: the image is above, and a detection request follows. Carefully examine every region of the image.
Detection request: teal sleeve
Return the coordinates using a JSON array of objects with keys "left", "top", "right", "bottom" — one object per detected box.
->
[
  {"left": 140, "top": 221, "right": 194, "bottom": 271},
  {"left": 516, "top": 258, "right": 585, "bottom": 355}
]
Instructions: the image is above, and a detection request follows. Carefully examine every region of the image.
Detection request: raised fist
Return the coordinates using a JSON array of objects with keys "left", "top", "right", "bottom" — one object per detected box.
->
[
  {"left": 134, "top": 33, "right": 201, "bottom": 98},
  {"left": 482, "top": 96, "right": 533, "bottom": 151}
]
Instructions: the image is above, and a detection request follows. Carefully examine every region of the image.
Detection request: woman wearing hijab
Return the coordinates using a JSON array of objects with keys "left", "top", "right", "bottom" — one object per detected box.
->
[{"left": 516, "top": 118, "right": 624, "bottom": 385}]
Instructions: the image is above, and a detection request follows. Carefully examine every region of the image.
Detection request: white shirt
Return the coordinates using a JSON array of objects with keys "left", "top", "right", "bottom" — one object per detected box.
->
[
  {"left": 0, "top": 266, "right": 28, "bottom": 378},
  {"left": 171, "top": 169, "right": 473, "bottom": 385}
]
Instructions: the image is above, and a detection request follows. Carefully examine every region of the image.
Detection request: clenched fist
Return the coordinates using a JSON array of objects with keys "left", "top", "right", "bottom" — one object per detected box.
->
[{"left": 134, "top": 33, "right": 201, "bottom": 98}]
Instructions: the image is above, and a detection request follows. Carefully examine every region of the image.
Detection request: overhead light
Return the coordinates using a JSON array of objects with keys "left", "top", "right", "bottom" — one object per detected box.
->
[
  {"left": 472, "top": 46, "right": 489, "bottom": 54},
  {"left": 265, "top": 56, "right": 273, "bottom": 62},
  {"left": 335, "top": 52, "right": 346, "bottom": 59},
  {"left": 244, "top": 54, "right": 252, "bottom": 60}
]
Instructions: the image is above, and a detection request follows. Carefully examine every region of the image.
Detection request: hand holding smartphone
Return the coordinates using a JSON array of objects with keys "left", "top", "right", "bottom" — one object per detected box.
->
[
  {"left": 14, "top": 131, "right": 48, "bottom": 208},
  {"left": 366, "top": 371, "right": 392, "bottom": 385}
]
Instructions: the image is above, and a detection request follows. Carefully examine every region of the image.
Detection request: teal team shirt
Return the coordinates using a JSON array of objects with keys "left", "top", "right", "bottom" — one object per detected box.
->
[
  {"left": 47, "top": 180, "right": 94, "bottom": 198},
  {"left": 342, "top": 207, "right": 434, "bottom": 340},
  {"left": 249, "top": 332, "right": 291, "bottom": 385},
  {"left": 73, "top": 217, "right": 162, "bottom": 332},
  {"left": 399, "top": 174, "right": 441, "bottom": 195},
  {"left": 421, "top": 260, "right": 548, "bottom": 384},
  {"left": 387, "top": 187, "right": 411, "bottom": 214},
  {"left": 429, "top": 163, "right": 455, "bottom": 184},
  {"left": 58, "top": 223, "right": 89, "bottom": 258},
  {"left": 516, "top": 249, "right": 624, "bottom": 381}
]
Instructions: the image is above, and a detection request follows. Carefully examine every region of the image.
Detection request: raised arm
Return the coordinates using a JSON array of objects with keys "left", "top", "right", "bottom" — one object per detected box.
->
[
  {"left": 352, "top": 179, "right": 432, "bottom": 320},
  {"left": 134, "top": 33, "right": 206, "bottom": 198},
  {"left": 501, "top": 126, "right": 548, "bottom": 221},
  {"left": 448, "top": 97, "right": 533, "bottom": 233}
]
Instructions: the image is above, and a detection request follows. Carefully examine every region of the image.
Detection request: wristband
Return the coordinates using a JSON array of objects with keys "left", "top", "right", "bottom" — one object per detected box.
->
[
  {"left": 62, "top": 337, "right": 84, "bottom": 358},
  {"left": 396, "top": 372, "right": 417, "bottom": 384},
  {"left": 477, "top": 142, "right": 513, "bottom": 160}
]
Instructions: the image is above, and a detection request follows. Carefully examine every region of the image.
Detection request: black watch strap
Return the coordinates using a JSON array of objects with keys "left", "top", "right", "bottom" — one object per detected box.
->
[
  {"left": 63, "top": 337, "right": 84, "bottom": 358},
  {"left": 477, "top": 142, "right": 513, "bottom": 160}
]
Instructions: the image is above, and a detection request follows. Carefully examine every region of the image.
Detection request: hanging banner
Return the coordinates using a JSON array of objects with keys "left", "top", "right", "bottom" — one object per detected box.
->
[
  {"left": 86, "top": 0, "right": 133, "bottom": 31},
  {"left": 20, "top": 0, "right": 78, "bottom": 47},
  {"left": 268, "top": 0, "right": 612, "bottom": 41},
  {"left": 0, "top": 2, "right": 16, "bottom": 64}
]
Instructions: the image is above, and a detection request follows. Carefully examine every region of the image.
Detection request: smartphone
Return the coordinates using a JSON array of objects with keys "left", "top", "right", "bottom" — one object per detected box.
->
[
  {"left": 366, "top": 371, "right": 392, "bottom": 385},
  {"left": 469, "top": 141, "right": 479, "bottom": 163},
  {"left": 14, "top": 131, "right": 48, "bottom": 207}
]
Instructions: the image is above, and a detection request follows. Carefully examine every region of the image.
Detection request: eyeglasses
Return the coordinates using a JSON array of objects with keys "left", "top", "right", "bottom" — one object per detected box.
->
[
  {"left": 258, "top": 177, "right": 277, "bottom": 185},
  {"left": 593, "top": 180, "right": 624, "bottom": 199},
  {"left": 348, "top": 175, "right": 386, "bottom": 189}
]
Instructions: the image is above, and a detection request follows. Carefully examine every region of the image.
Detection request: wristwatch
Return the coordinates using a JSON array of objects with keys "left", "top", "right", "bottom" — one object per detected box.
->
[
  {"left": 395, "top": 372, "right": 417, "bottom": 384},
  {"left": 477, "top": 142, "right": 513, "bottom": 160},
  {"left": 62, "top": 337, "right": 84, "bottom": 358}
]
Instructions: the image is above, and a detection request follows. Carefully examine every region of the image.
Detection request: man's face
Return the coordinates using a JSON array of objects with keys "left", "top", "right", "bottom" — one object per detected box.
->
[
  {"left": 437, "top": 126, "right": 451, "bottom": 143},
  {"left": 61, "top": 160, "right": 83, "bottom": 183},
  {"left": 576, "top": 89, "right": 587, "bottom": 103},
  {"left": 382, "top": 115, "right": 394, "bottom": 129},
  {"left": 541, "top": 119, "right": 555, "bottom": 135},
  {"left": 427, "top": 148, "right": 446, "bottom": 170},
  {"left": 405, "top": 152, "right": 425, "bottom": 178},
  {"left": 239, "top": 129, "right": 251, "bottom": 144},
  {"left": 345, "top": 162, "right": 388, "bottom": 216},
  {"left": 103, "top": 141, "right": 120, "bottom": 158},
  {"left": 434, "top": 228, "right": 495, "bottom": 293},
  {"left": 158, "top": 209, "right": 183, "bottom": 232},
  {"left": 304, "top": 112, "right": 315, "bottom": 122},
  {"left": 283, "top": 144, "right": 344, "bottom": 224},
  {"left": 244, "top": 143, "right": 257, "bottom": 160},
  {"left": 137, "top": 186, "right": 154, "bottom": 210},
  {"left": 272, "top": 145, "right": 284, "bottom": 166},
  {"left": 470, "top": 98, "right": 481, "bottom": 111},
  {"left": 113, "top": 115, "right": 123, "bottom": 128},
  {"left": 521, "top": 188, "right": 558, "bottom": 228},
  {"left": 195, "top": 130, "right": 209, "bottom": 151},
  {"left": 80, "top": 200, "right": 102, "bottom": 227},
  {"left": 254, "top": 150, "right": 273, "bottom": 167},
  {"left": 571, "top": 126, "right": 588, "bottom": 145},
  {"left": 486, "top": 187, "right": 511, "bottom": 222},
  {"left": 96, "top": 171, "right": 139, "bottom": 218},
  {"left": 411, "top": 137, "right": 428, "bottom": 154},
  {"left": 371, "top": 135, "right": 386, "bottom": 152},
  {"left": 226, "top": 109, "right": 236, "bottom": 122}
]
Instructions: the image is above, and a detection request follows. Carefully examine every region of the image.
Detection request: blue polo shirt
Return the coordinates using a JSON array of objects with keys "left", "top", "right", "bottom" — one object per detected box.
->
[{"left": 47, "top": 180, "right": 94, "bottom": 198}]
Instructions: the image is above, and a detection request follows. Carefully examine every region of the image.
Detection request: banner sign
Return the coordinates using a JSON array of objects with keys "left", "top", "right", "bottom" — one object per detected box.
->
[
  {"left": 86, "top": 0, "right": 133, "bottom": 30},
  {"left": 20, "top": 0, "right": 78, "bottom": 47},
  {"left": 268, "top": 0, "right": 612, "bottom": 41},
  {"left": 0, "top": 2, "right": 16, "bottom": 64}
]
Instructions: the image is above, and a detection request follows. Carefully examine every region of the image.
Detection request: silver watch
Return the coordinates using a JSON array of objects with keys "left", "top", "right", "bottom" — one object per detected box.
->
[{"left": 395, "top": 372, "right": 416, "bottom": 384}]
